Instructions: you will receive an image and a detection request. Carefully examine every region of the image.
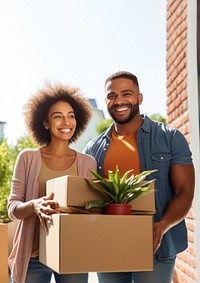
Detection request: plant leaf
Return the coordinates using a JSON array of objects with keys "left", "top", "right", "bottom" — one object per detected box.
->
[
  {"left": 113, "top": 165, "right": 120, "bottom": 185},
  {"left": 88, "top": 168, "right": 105, "bottom": 180},
  {"left": 108, "top": 170, "right": 114, "bottom": 182},
  {"left": 85, "top": 199, "right": 112, "bottom": 209},
  {"left": 120, "top": 169, "right": 134, "bottom": 186}
]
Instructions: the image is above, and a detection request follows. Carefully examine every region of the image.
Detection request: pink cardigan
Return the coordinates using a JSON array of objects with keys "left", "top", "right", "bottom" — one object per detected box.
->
[{"left": 7, "top": 148, "right": 97, "bottom": 283}]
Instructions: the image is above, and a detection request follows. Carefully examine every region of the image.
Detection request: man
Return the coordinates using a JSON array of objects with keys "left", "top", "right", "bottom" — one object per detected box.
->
[{"left": 83, "top": 71, "right": 195, "bottom": 283}]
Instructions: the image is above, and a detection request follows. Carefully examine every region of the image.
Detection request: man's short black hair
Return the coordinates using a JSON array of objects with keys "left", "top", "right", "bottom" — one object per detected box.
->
[{"left": 105, "top": 71, "right": 139, "bottom": 90}]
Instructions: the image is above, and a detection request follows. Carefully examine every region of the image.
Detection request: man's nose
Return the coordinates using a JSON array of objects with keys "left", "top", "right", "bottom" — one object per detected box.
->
[{"left": 114, "top": 95, "right": 124, "bottom": 104}]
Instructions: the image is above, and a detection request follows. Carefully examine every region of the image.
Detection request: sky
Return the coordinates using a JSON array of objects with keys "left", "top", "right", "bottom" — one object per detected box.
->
[{"left": 0, "top": 0, "right": 167, "bottom": 144}]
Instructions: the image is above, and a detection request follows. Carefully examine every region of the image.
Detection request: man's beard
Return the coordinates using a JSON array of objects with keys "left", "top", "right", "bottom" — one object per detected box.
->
[{"left": 108, "top": 102, "right": 139, "bottom": 124}]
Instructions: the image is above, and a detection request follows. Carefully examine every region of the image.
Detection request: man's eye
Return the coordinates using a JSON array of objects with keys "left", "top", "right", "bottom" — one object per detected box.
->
[
  {"left": 107, "top": 94, "right": 115, "bottom": 99},
  {"left": 122, "top": 93, "right": 132, "bottom": 98}
]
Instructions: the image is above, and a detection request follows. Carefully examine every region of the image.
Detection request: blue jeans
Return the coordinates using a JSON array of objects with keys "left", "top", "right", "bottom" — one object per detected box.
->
[
  {"left": 12, "top": 257, "right": 88, "bottom": 283},
  {"left": 97, "top": 255, "right": 176, "bottom": 283}
]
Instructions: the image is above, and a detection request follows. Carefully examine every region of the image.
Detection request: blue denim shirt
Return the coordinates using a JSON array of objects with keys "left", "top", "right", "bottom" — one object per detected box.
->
[{"left": 83, "top": 115, "right": 193, "bottom": 259}]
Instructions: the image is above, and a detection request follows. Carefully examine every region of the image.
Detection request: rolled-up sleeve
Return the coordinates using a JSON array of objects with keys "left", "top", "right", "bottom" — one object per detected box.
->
[{"left": 171, "top": 129, "right": 193, "bottom": 165}]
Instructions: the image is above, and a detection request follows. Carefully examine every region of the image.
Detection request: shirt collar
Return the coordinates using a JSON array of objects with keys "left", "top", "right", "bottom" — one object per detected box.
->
[
  {"left": 139, "top": 114, "right": 151, "bottom": 133},
  {"left": 104, "top": 114, "right": 151, "bottom": 138}
]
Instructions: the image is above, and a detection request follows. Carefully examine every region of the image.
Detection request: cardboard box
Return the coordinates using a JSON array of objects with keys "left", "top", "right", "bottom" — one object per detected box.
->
[
  {"left": 46, "top": 175, "right": 104, "bottom": 210},
  {"left": 130, "top": 182, "right": 155, "bottom": 214},
  {"left": 0, "top": 221, "right": 19, "bottom": 283},
  {"left": 39, "top": 214, "right": 153, "bottom": 273},
  {"left": 46, "top": 175, "right": 155, "bottom": 213}
]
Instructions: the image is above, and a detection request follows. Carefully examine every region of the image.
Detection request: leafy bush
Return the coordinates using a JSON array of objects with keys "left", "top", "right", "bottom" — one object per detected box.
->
[
  {"left": 96, "top": 118, "right": 113, "bottom": 134},
  {"left": 0, "top": 136, "right": 37, "bottom": 223},
  {"left": 0, "top": 140, "right": 13, "bottom": 223}
]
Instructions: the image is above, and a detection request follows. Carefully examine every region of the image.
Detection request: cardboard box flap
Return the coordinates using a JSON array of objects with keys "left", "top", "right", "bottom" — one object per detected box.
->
[{"left": 130, "top": 182, "right": 155, "bottom": 213}]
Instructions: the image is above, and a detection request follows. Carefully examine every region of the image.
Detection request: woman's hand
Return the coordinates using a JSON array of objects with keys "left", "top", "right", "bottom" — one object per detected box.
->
[{"left": 33, "top": 192, "right": 60, "bottom": 231}]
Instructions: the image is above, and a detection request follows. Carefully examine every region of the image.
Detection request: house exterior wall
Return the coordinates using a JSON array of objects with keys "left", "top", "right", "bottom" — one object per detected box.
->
[
  {"left": 166, "top": 0, "right": 199, "bottom": 282},
  {"left": 0, "top": 122, "right": 6, "bottom": 140},
  {"left": 71, "top": 109, "right": 105, "bottom": 152},
  {"left": 187, "top": 1, "right": 200, "bottom": 281}
]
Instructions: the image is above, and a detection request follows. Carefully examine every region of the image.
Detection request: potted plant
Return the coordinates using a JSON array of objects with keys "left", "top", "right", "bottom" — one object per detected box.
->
[{"left": 85, "top": 166, "right": 157, "bottom": 215}]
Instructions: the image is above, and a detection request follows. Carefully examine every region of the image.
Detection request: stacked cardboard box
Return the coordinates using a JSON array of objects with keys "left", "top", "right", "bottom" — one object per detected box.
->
[
  {"left": 39, "top": 175, "right": 155, "bottom": 273},
  {"left": 45, "top": 175, "right": 155, "bottom": 214}
]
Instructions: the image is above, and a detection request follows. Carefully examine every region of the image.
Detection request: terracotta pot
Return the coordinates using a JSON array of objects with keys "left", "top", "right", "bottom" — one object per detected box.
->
[{"left": 105, "top": 204, "right": 132, "bottom": 215}]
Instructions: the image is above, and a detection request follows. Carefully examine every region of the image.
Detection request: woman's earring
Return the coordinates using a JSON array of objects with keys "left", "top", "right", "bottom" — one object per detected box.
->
[{"left": 43, "top": 122, "right": 49, "bottom": 130}]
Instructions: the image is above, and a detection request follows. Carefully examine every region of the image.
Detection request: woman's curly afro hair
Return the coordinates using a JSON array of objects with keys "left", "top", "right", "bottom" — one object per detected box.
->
[{"left": 24, "top": 83, "right": 93, "bottom": 146}]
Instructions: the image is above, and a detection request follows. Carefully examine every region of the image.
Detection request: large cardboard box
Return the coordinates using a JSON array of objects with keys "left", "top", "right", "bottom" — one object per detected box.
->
[
  {"left": 46, "top": 175, "right": 155, "bottom": 213},
  {"left": 39, "top": 214, "right": 153, "bottom": 273},
  {"left": 0, "top": 221, "right": 19, "bottom": 283}
]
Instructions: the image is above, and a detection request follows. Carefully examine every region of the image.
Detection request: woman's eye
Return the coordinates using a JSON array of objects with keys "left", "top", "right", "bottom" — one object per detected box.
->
[{"left": 54, "top": 115, "right": 63, "bottom": 119}]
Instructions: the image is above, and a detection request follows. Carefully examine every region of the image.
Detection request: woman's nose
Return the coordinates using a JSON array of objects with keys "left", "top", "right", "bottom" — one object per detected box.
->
[{"left": 62, "top": 117, "right": 69, "bottom": 125}]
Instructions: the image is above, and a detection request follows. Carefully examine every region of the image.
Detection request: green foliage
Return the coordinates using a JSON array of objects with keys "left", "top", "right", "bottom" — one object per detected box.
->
[
  {"left": 0, "top": 183, "right": 11, "bottom": 223},
  {"left": 0, "top": 140, "right": 13, "bottom": 223},
  {"left": 13, "top": 135, "right": 38, "bottom": 161},
  {"left": 150, "top": 113, "right": 166, "bottom": 123},
  {"left": 86, "top": 166, "right": 157, "bottom": 209},
  {"left": 96, "top": 118, "right": 113, "bottom": 134},
  {"left": 0, "top": 135, "right": 37, "bottom": 223},
  {"left": 0, "top": 140, "right": 13, "bottom": 186}
]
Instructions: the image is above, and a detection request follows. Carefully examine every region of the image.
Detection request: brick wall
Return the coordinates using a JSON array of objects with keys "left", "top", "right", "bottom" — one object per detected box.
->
[{"left": 166, "top": 0, "right": 197, "bottom": 282}]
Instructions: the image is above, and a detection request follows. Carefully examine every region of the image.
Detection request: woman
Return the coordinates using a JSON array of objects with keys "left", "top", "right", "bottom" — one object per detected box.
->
[{"left": 7, "top": 83, "right": 97, "bottom": 283}]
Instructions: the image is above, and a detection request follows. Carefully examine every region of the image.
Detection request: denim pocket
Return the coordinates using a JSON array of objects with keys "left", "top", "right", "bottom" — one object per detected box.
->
[
  {"left": 150, "top": 152, "right": 172, "bottom": 163},
  {"left": 150, "top": 152, "right": 172, "bottom": 181}
]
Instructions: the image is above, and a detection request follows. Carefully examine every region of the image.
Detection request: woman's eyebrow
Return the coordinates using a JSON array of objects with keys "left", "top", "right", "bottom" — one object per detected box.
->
[
  {"left": 51, "top": 110, "right": 75, "bottom": 116},
  {"left": 51, "top": 111, "right": 62, "bottom": 116}
]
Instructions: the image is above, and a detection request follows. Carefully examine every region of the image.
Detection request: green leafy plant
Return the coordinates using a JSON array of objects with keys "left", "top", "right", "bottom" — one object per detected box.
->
[
  {"left": 0, "top": 140, "right": 13, "bottom": 223},
  {"left": 0, "top": 135, "right": 37, "bottom": 223},
  {"left": 86, "top": 166, "right": 157, "bottom": 210}
]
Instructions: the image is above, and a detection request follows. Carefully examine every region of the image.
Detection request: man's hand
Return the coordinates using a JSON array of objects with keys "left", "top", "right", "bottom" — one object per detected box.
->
[{"left": 153, "top": 221, "right": 168, "bottom": 253}]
